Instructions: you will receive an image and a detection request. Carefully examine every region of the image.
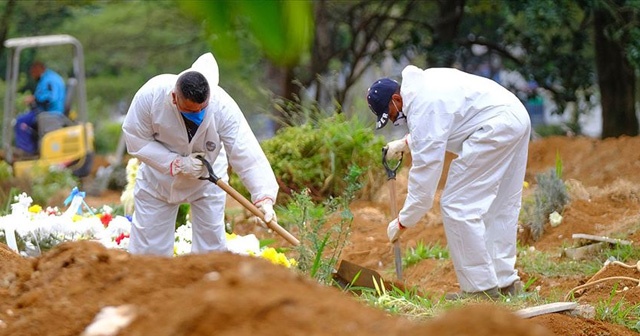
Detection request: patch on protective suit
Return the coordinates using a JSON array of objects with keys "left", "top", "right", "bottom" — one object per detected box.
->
[{"left": 206, "top": 141, "right": 217, "bottom": 152}]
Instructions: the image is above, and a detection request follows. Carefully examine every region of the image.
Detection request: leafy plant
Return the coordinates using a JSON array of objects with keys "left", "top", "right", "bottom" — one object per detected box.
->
[
  {"left": 230, "top": 113, "right": 386, "bottom": 204},
  {"left": 176, "top": 204, "right": 190, "bottom": 230},
  {"left": 30, "top": 166, "right": 79, "bottom": 206},
  {"left": 94, "top": 121, "right": 124, "bottom": 154},
  {"left": 522, "top": 152, "right": 570, "bottom": 241},
  {"left": 534, "top": 124, "right": 571, "bottom": 138},
  {"left": 283, "top": 165, "right": 363, "bottom": 284}
]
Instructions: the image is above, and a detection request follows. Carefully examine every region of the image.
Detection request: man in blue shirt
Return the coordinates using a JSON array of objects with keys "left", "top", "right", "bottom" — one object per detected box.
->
[{"left": 15, "top": 61, "right": 66, "bottom": 154}]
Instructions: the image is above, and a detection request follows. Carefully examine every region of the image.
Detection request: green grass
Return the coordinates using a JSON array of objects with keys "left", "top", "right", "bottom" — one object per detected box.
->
[
  {"left": 594, "top": 284, "right": 640, "bottom": 332},
  {"left": 402, "top": 241, "right": 449, "bottom": 267},
  {"left": 337, "top": 235, "right": 640, "bottom": 333},
  {"left": 518, "top": 247, "right": 603, "bottom": 277}
]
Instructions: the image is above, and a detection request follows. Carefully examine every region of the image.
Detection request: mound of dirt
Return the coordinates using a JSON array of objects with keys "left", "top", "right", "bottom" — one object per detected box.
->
[
  {"left": 4, "top": 135, "right": 638, "bottom": 336},
  {"left": 0, "top": 241, "right": 553, "bottom": 336}
]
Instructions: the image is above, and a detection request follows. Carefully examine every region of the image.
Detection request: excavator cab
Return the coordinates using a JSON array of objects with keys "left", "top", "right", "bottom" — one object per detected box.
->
[{"left": 2, "top": 34, "right": 94, "bottom": 178}]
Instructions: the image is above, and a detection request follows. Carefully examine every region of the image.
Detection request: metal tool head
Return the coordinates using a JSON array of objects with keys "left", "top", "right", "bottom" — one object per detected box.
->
[
  {"left": 196, "top": 155, "right": 219, "bottom": 183},
  {"left": 382, "top": 146, "right": 403, "bottom": 180}
]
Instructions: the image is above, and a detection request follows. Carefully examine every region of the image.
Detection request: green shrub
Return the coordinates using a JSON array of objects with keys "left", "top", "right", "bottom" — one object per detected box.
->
[
  {"left": 30, "top": 166, "right": 79, "bottom": 206},
  {"left": 282, "top": 165, "right": 363, "bottom": 284},
  {"left": 231, "top": 114, "right": 386, "bottom": 203},
  {"left": 529, "top": 169, "right": 570, "bottom": 241},
  {"left": 0, "top": 161, "right": 13, "bottom": 182},
  {"left": 94, "top": 121, "right": 124, "bottom": 154},
  {"left": 534, "top": 124, "right": 568, "bottom": 137},
  {"left": 521, "top": 151, "right": 569, "bottom": 241}
]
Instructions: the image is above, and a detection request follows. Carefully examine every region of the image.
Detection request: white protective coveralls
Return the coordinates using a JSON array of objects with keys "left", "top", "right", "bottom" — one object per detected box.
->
[
  {"left": 122, "top": 53, "right": 278, "bottom": 256},
  {"left": 398, "top": 65, "right": 531, "bottom": 293}
]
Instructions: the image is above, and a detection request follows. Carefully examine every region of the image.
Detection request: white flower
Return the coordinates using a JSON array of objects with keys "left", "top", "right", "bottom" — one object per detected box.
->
[
  {"left": 102, "top": 205, "right": 113, "bottom": 215},
  {"left": 226, "top": 234, "right": 261, "bottom": 256},
  {"left": 549, "top": 211, "right": 563, "bottom": 227}
]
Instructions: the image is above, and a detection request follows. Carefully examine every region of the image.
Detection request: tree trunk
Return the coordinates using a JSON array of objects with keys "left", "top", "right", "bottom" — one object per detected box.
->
[
  {"left": 428, "top": 0, "right": 465, "bottom": 67},
  {"left": 593, "top": 6, "right": 639, "bottom": 138},
  {"left": 267, "top": 62, "right": 298, "bottom": 131}
]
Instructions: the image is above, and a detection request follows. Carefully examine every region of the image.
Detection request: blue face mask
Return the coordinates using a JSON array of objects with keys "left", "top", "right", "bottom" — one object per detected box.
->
[{"left": 180, "top": 108, "right": 206, "bottom": 126}]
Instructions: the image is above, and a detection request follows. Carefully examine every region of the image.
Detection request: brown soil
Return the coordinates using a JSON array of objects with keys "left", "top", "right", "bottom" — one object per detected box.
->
[{"left": 1, "top": 135, "right": 640, "bottom": 336}]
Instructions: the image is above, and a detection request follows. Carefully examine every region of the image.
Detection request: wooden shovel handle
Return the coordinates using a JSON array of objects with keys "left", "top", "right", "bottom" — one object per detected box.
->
[
  {"left": 196, "top": 155, "right": 300, "bottom": 246},
  {"left": 215, "top": 180, "right": 300, "bottom": 246}
]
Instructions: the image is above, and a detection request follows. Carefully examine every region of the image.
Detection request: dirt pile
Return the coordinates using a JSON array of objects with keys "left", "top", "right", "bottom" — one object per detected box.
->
[{"left": 0, "top": 241, "right": 553, "bottom": 336}]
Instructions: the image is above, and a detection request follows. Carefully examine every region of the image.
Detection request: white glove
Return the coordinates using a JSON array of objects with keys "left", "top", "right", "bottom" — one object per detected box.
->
[
  {"left": 255, "top": 198, "right": 277, "bottom": 226},
  {"left": 387, "top": 218, "right": 405, "bottom": 243},
  {"left": 170, "top": 153, "right": 206, "bottom": 178},
  {"left": 384, "top": 136, "right": 409, "bottom": 160}
]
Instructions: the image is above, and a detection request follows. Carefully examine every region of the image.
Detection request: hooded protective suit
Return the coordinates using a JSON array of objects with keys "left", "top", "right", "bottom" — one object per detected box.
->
[
  {"left": 399, "top": 65, "right": 531, "bottom": 293},
  {"left": 122, "top": 53, "right": 278, "bottom": 256}
]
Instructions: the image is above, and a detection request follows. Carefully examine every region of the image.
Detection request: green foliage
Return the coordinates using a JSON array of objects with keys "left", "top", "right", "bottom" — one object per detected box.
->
[
  {"left": 358, "top": 282, "right": 437, "bottom": 318},
  {"left": 594, "top": 284, "right": 640, "bottom": 331},
  {"left": 283, "top": 165, "right": 363, "bottom": 284},
  {"left": 59, "top": 1, "right": 208, "bottom": 78},
  {"left": 603, "top": 243, "right": 640, "bottom": 262},
  {"left": 0, "top": 162, "right": 16, "bottom": 216},
  {"left": 0, "top": 188, "right": 20, "bottom": 217},
  {"left": 48, "top": 1, "right": 210, "bottom": 121},
  {"left": 238, "top": 114, "right": 386, "bottom": 203},
  {"left": 518, "top": 248, "right": 602, "bottom": 277},
  {"left": 555, "top": 150, "right": 563, "bottom": 179},
  {"left": 0, "top": 161, "right": 13, "bottom": 182},
  {"left": 501, "top": 0, "right": 594, "bottom": 113},
  {"left": 0, "top": 162, "right": 77, "bottom": 212},
  {"left": 521, "top": 167, "right": 570, "bottom": 241},
  {"left": 176, "top": 204, "right": 190, "bottom": 230},
  {"left": 403, "top": 242, "right": 449, "bottom": 268},
  {"left": 30, "top": 166, "right": 79, "bottom": 206},
  {"left": 534, "top": 124, "right": 569, "bottom": 138},
  {"left": 180, "top": 1, "right": 314, "bottom": 66},
  {"left": 94, "top": 121, "right": 123, "bottom": 154}
]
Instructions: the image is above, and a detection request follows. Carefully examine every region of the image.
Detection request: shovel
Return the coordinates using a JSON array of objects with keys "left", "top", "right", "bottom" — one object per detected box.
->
[
  {"left": 382, "top": 147, "right": 403, "bottom": 281},
  {"left": 331, "top": 149, "right": 407, "bottom": 291},
  {"left": 196, "top": 156, "right": 300, "bottom": 246}
]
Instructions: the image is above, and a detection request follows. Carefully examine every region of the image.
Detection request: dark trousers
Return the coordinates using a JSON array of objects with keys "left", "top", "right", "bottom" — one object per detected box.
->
[{"left": 14, "top": 110, "right": 38, "bottom": 154}]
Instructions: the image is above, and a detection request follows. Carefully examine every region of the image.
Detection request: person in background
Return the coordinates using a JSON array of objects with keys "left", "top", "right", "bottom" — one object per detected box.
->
[
  {"left": 367, "top": 65, "right": 531, "bottom": 300},
  {"left": 14, "top": 61, "right": 66, "bottom": 155},
  {"left": 122, "top": 53, "right": 278, "bottom": 256}
]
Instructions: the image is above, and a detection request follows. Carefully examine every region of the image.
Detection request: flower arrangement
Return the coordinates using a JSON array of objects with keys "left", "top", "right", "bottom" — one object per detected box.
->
[
  {"left": 120, "top": 158, "right": 139, "bottom": 216},
  {"left": 0, "top": 190, "right": 131, "bottom": 255},
  {"left": 0, "top": 182, "right": 295, "bottom": 268},
  {"left": 175, "top": 222, "right": 296, "bottom": 268}
]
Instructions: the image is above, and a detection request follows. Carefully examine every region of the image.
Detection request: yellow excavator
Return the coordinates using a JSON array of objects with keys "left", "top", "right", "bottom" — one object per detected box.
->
[{"left": 1, "top": 34, "right": 95, "bottom": 178}]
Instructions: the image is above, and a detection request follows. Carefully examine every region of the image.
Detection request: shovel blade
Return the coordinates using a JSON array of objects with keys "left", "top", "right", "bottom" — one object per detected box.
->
[
  {"left": 334, "top": 260, "right": 384, "bottom": 289},
  {"left": 333, "top": 260, "right": 404, "bottom": 293}
]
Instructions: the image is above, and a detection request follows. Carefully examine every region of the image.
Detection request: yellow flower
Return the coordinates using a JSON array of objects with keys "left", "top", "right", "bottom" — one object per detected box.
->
[
  {"left": 28, "top": 204, "right": 42, "bottom": 213},
  {"left": 260, "top": 247, "right": 296, "bottom": 268},
  {"left": 523, "top": 181, "right": 530, "bottom": 189},
  {"left": 72, "top": 214, "right": 83, "bottom": 222},
  {"left": 225, "top": 232, "right": 238, "bottom": 240}
]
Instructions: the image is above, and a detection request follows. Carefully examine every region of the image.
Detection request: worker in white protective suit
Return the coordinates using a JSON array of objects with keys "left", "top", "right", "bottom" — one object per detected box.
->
[
  {"left": 122, "top": 53, "right": 278, "bottom": 256},
  {"left": 366, "top": 65, "right": 531, "bottom": 300}
]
